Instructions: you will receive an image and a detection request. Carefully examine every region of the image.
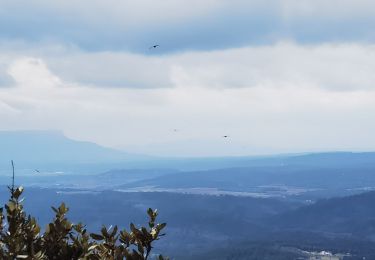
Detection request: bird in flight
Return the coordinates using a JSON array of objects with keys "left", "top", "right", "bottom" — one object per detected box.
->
[
  {"left": 222, "top": 135, "right": 229, "bottom": 138},
  {"left": 34, "top": 169, "right": 40, "bottom": 173},
  {"left": 149, "top": 44, "right": 160, "bottom": 49}
]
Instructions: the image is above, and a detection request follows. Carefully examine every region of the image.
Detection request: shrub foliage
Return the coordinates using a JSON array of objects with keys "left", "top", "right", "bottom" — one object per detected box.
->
[{"left": 0, "top": 186, "right": 167, "bottom": 259}]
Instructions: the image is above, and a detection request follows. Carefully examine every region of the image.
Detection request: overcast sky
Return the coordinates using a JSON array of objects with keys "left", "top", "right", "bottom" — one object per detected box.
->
[{"left": 0, "top": 1, "right": 375, "bottom": 156}]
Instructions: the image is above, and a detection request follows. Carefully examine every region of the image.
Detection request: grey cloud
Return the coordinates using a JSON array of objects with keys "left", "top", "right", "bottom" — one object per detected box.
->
[
  {"left": 0, "top": 72, "right": 14, "bottom": 87},
  {"left": 0, "top": 63, "right": 14, "bottom": 87},
  {"left": 45, "top": 53, "right": 173, "bottom": 88},
  {"left": 0, "top": 1, "right": 375, "bottom": 53}
]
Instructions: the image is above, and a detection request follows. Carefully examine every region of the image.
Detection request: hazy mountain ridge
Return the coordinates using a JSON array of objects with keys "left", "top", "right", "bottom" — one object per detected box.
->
[
  {"left": 0, "top": 130, "right": 152, "bottom": 172},
  {"left": 2, "top": 130, "right": 375, "bottom": 167}
]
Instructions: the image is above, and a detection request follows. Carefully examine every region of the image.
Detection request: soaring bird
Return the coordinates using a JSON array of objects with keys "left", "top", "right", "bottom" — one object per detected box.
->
[
  {"left": 34, "top": 169, "right": 40, "bottom": 173},
  {"left": 222, "top": 135, "right": 229, "bottom": 138},
  {"left": 149, "top": 44, "right": 160, "bottom": 49}
]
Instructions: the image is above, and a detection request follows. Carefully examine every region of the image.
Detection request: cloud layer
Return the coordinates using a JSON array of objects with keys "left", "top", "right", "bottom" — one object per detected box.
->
[
  {"left": 0, "top": 43, "right": 375, "bottom": 156},
  {"left": 32, "top": 43, "right": 375, "bottom": 90}
]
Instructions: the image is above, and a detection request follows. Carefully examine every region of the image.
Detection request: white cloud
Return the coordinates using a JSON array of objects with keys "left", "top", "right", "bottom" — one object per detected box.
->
[
  {"left": 0, "top": 43, "right": 375, "bottom": 156},
  {"left": 40, "top": 43, "right": 375, "bottom": 91}
]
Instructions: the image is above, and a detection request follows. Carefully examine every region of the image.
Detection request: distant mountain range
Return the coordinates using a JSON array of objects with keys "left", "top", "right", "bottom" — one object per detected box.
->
[
  {"left": 1, "top": 130, "right": 375, "bottom": 173},
  {"left": 0, "top": 130, "right": 150, "bottom": 171}
]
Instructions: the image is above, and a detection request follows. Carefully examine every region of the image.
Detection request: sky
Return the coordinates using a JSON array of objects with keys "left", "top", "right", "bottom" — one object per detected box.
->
[{"left": 0, "top": 0, "right": 375, "bottom": 156}]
